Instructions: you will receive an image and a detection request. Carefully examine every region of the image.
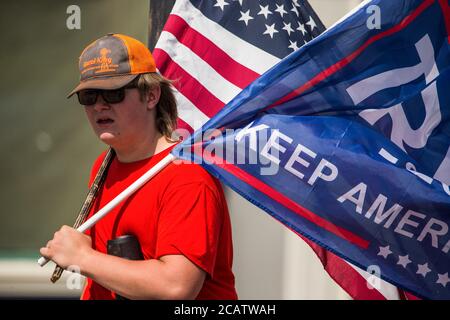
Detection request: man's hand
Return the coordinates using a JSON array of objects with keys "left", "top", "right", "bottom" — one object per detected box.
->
[{"left": 40, "top": 225, "right": 93, "bottom": 270}]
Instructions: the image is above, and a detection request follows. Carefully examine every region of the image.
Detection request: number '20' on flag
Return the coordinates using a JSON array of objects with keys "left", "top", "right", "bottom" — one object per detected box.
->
[{"left": 170, "top": 0, "right": 450, "bottom": 299}]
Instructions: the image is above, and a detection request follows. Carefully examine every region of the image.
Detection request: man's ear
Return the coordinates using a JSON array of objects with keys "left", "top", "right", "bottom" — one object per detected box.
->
[{"left": 146, "top": 85, "right": 161, "bottom": 110}]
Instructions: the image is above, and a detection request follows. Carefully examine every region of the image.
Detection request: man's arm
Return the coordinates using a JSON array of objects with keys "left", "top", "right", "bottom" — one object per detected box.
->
[{"left": 40, "top": 225, "right": 206, "bottom": 300}]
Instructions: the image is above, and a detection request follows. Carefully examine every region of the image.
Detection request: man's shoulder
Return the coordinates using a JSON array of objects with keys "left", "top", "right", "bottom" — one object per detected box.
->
[
  {"left": 87, "top": 150, "right": 109, "bottom": 185},
  {"left": 95, "top": 149, "right": 109, "bottom": 161},
  {"left": 166, "top": 161, "right": 217, "bottom": 185},
  {"left": 163, "top": 161, "right": 225, "bottom": 204},
  {"left": 91, "top": 150, "right": 109, "bottom": 171}
]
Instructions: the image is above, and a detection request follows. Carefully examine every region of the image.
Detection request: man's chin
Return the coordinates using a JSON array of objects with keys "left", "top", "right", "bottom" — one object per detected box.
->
[{"left": 98, "top": 132, "right": 117, "bottom": 145}]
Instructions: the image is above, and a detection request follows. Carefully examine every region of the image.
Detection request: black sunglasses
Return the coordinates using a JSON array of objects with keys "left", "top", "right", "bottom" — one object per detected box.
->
[{"left": 77, "top": 81, "right": 137, "bottom": 106}]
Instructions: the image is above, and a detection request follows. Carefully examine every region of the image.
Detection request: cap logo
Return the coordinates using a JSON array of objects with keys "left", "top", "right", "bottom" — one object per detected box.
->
[{"left": 82, "top": 47, "right": 119, "bottom": 75}]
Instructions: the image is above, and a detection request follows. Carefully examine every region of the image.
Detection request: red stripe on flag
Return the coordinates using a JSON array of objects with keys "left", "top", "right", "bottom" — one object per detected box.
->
[
  {"left": 264, "top": 0, "right": 436, "bottom": 110},
  {"left": 176, "top": 118, "right": 194, "bottom": 135},
  {"left": 199, "top": 150, "right": 370, "bottom": 249},
  {"left": 438, "top": 0, "right": 450, "bottom": 43},
  {"left": 154, "top": 48, "right": 225, "bottom": 118},
  {"left": 164, "top": 14, "right": 261, "bottom": 89},
  {"left": 297, "top": 233, "right": 387, "bottom": 299}
]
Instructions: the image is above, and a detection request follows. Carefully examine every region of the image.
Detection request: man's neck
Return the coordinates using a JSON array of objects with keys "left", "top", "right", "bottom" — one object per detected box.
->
[{"left": 114, "top": 134, "right": 176, "bottom": 163}]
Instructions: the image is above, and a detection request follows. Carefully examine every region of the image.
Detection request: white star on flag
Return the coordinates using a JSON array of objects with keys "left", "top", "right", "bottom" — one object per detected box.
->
[
  {"left": 214, "top": 0, "right": 229, "bottom": 11},
  {"left": 306, "top": 16, "right": 317, "bottom": 31},
  {"left": 293, "top": 0, "right": 300, "bottom": 7},
  {"left": 297, "top": 22, "right": 307, "bottom": 36},
  {"left": 397, "top": 254, "right": 412, "bottom": 268},
  {"left": 377, "top": 245, "right": 392, "bottom": 259},
  {"left": 238, "top": 10, "right": 253, "bottom": 26},
  {"left": 275, "top": 4, "right": 287, "bottom": 17},
  {"left": 282, "top": 22, "right": 294, "bottom": 36},
  {"left": 436, "top": 272, "right": 450, "bottom": 287},
  {"left": 291, "top": 5, "right": 299, "bottom": 16},
  {"left": 258, "top": 5, "right": 272, "bottom": 19},
  {"left": 288, "top": 40, "right": 299, "bottom": 51},
  {"left": 416, "top": 263, "right": 431, "bottom": 277},
  {"left": 263, "top": 23, "right": 279, "bottom": 39}
]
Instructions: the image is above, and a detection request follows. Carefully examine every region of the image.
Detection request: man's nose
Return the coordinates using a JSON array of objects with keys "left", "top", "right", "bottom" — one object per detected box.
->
[{"left": 93, "top": 94, "right": 111, "bottom": 112}]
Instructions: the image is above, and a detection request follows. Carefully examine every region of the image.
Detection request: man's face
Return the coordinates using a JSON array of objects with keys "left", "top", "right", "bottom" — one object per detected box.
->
[{"left": 83, "top": 87, "right": 157, "bottom": 150}]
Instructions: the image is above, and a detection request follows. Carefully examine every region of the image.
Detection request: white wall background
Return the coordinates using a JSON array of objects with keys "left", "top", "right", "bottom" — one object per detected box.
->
[{"left": 229, "top": 0, "right": 363, "bottom": 300}]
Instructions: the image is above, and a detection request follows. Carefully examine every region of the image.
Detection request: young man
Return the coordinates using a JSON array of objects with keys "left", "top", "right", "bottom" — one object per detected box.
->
[{"left": 40, "top": 34, "right": 237, "bottom": 300}]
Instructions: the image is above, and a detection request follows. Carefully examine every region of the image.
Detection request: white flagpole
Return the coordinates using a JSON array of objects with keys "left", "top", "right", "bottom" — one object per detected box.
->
[{"left": 38, "top": 153, "right": 176, "bottom": 267}]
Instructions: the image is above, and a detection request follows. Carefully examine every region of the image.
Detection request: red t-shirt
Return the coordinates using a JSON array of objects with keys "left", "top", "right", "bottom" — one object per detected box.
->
[{"left": 81, "top": 145, "right": 237, "bottom": 300}]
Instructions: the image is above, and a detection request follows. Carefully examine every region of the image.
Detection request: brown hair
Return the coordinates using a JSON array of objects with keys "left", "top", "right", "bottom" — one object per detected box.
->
[{"left": 135, "top": 73, "right": 178, "bottom": 139}]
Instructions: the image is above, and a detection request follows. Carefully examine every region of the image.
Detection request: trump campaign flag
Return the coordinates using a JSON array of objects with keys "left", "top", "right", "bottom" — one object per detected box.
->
[
  {"left": 169, "top": 0, "right": 450, "bottom": 300},
  {"left": 153, "top": 0, "right": 416, "bottom": 299}
]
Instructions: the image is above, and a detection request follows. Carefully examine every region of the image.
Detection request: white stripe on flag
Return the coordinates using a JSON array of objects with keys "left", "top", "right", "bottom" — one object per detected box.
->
[
  {"left": 170, "top": 0, "right": 280, "bottom": 74},
  {"left": 174, "top": 90, "right": 210, "bottom": 131},
  {"left": 346, "top": 260, "right": 400, "bottom": 300},
  {"left": 156, "top": 31, "right": 242, "bottom": 104}
]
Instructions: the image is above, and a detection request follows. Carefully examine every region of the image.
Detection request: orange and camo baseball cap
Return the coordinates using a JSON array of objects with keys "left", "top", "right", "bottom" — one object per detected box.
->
[{"left": 68, "top": 33, "right": 156, "bottom": 97}]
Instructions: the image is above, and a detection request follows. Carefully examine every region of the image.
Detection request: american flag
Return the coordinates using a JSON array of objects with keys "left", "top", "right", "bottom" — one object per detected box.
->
[
  {"left": 153, "top": 0, "right": 416, "bottom": 300},
  {"left": 153, "top": 0, "right": 324, "bottom": 133}
]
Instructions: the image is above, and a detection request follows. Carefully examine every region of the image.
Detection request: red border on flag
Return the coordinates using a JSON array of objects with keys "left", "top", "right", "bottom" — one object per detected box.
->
[{"left": 438, "top": 0, "right": 450, "bottom": 43}]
